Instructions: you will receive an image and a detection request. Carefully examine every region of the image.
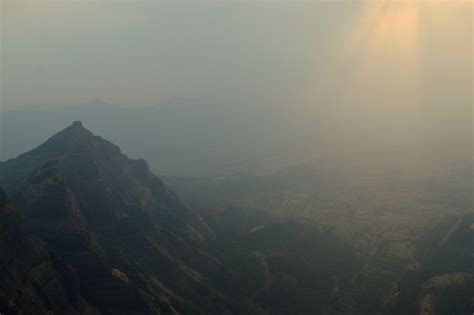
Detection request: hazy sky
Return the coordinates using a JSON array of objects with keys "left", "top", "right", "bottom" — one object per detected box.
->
[
  {"left": 1, "top": 1, "right": 358, "bottom": 109},
  {"left": 1, "top": 0, "right": 472, "bottom": 165}
]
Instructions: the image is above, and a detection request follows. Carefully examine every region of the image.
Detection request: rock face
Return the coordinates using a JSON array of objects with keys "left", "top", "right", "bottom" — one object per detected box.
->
[
  {"left": 0, "top": 122, "right": 242, "bottom": 314},
  {"left": 0, "top": 188, "right": 98, "bottom": 314}
]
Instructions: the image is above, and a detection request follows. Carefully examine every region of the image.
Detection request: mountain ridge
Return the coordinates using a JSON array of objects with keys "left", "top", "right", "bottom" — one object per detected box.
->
[{"left": 0, "top": 122, "right": 247, "bottom": 314}]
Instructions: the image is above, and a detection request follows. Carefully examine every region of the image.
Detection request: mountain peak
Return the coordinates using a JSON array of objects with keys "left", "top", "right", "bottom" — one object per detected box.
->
[
  {"left": 42, "top": 121, "right": 98, "bottom": 151},
  {"left": 0, "top": 122, "right": 124, "bottom": 194},
  {"left": 72, "top": 120, "right": 83, "bottom": 127},
  {"left": 0, "top": 120, "right": 212, "bottom": 240},
  {"left": 57, "top": 120, "right": 89, "bottom": 134},
  {"left": 63, "top": 120, "right": 88, "bottom": 134}
]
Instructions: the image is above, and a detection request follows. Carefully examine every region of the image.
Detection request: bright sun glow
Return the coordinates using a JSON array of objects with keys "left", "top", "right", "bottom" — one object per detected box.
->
[
  {"left": 349, "top": 0, "right": 421, "bottom": 61},
  {"left": 341, "top": 0, "right": 423, "bottom": 117}
]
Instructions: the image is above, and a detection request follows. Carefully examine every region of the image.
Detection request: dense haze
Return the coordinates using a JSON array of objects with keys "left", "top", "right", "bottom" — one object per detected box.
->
[
  {"left": 0, "top": 2, "right": 473, "bottom": 314},
  {"left": 1, "top": 0, "right": 472, "bottom": 175}
]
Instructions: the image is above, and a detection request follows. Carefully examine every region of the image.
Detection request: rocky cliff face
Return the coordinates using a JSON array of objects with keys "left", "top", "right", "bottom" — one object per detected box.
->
[
  {"left": 0, "top": 122, "right": 245, "bottom": 314},
  {"left": 0, "top": 188, "right": 99, "bottom": 314}
]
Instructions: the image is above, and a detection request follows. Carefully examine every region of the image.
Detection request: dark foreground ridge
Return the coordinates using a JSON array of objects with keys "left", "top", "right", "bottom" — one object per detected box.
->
[
  {"left": 2, "top": 122, "right": 469, "bottom": 314},
  {"left": 0, "top": 122, "right": 222, "bottom": 314},
  {"left": 0, "top": 122, "right": 356, "bottom": 314}
]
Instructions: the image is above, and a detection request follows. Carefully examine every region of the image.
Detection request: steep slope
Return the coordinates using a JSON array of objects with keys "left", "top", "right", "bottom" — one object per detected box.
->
[
  {"left": 0, "top": 122, "right": 249, "bottom": 314},
  {"left": 0, "top": 188, "right": 98, "bottom": 314},
  {"left": 0, "top": 121, "right": 210, "bottom": 240},
  {"left": 0, "top": 121, "right": 364, "bottom": 314}
]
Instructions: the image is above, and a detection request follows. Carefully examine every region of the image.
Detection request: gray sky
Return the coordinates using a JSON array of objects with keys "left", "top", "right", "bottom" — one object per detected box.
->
[
  {"left": 1, "top": 0, "right": 472, "bottom": 166},
  {"left": 1, "top": 1, "right": 359, "bottom": 109}
]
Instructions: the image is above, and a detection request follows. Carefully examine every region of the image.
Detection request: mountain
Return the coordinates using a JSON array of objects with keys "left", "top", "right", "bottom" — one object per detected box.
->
[
  {"left": 0, "top": 121, "right": 360, "bottom": 314},
  {"left": 0, "top": 121, "right": 211, "bottom": 241},
  {"left": 0, "top": 121, "right": 249, "bottom": 314},
  {"left": 0, "top": 188, "right": 100, "bottom": 314}
]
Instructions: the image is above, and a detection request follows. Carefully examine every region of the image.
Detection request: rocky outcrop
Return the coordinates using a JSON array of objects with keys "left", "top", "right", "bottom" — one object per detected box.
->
[{"left": 0, "top": 188, "right": 98, "bottom": 315}]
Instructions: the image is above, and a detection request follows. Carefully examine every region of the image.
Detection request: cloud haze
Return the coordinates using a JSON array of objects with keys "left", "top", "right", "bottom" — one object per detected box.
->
[{"left": 1, "top": 0, "right": 472, "bottom": 170}]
